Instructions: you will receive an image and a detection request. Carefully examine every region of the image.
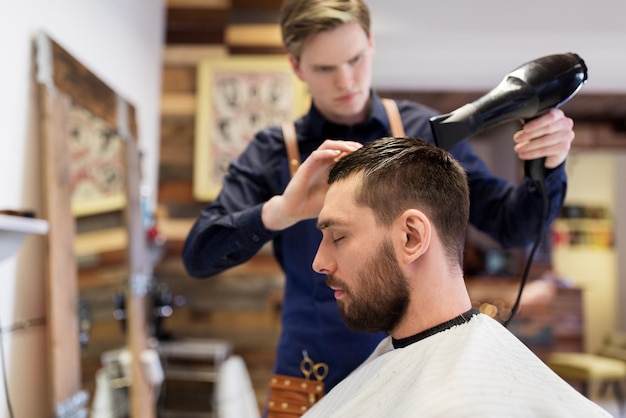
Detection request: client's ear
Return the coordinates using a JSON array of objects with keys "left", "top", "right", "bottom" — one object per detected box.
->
[{"left": 396, "top": 209, "right": 430, "bottom": 265}]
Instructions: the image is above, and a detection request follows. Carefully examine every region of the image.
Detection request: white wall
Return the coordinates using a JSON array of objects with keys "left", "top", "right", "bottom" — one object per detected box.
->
[
  {"left": 368, "top": 0, "right": 626, "bottom": 93},
  {"left": 0, "top": 1, "right": 164, "bottom": 416}
]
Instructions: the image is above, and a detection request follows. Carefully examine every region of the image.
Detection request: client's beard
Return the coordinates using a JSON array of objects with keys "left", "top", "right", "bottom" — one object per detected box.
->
[{"left": 326, "top": 239, "right": 410, "bottom": 333}]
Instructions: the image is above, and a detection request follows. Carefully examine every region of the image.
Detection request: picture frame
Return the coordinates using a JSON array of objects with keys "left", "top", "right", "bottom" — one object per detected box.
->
[{"left": 193, "top": 55, "right": 310, "bottom": 201}]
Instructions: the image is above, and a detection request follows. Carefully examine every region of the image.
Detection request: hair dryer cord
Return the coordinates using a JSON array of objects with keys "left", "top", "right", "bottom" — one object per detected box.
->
[{"left": 502, "top": 157, "right": 548, "bottom": 328}]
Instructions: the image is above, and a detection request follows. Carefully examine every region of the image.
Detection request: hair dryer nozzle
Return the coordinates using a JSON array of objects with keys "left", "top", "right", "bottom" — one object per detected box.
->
[
  {"left": 430, "top": 53, "right": 588, "bottom": 150},
  {"left": 430, "top": 104, "right": 480, "bottom": 150}
]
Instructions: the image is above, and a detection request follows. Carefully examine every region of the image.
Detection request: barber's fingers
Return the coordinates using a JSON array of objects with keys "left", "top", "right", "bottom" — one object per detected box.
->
[
  {"left": 513, "top": 108, "right": 574, "bottom": 168},
  {"left": 514, "top": 130, "right": 573, "bottom": 169},
  {"left": 513, "top": 108, "right": 573, "bottom": 143},
  {"left": 287, "top": 149, "right": 342, "bottom": 191},
  {"left": 514, "top": 129, "right": 573, "bottom": 155},
  {"left": 302, "top": 148, "right": 344, "bottom": 170},
  {"left": 516, "top": 140, "right": 571, "bottom": 166},
  {"left": 317, "top": 139, "right": 363, "bottom": 153}
]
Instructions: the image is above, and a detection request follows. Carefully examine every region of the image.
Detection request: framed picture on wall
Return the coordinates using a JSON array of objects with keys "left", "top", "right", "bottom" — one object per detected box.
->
[{"left": 193, "top": 55, "right": 310, "bottom": 201}]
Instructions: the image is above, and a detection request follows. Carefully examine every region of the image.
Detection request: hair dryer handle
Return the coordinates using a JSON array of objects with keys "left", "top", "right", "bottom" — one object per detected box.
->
[
  {"left": 522, "top": 111, "right": 549, "bottom": 183},
  {"left": 525, "top": 157, "right": 546, "bottom": 183}
]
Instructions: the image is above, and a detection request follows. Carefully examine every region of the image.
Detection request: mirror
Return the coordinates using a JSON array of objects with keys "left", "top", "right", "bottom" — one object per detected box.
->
[
  {"left": 36, "top": 32, "right": 155, "bottom": 417},
  {"left": 70, "top": 102, "right": 129, "bottom": 409}
]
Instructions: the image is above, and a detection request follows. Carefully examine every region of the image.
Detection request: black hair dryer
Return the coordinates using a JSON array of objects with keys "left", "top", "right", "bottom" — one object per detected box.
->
[{"left": 429, "top": 52, "right": 588, "bottom": 180}]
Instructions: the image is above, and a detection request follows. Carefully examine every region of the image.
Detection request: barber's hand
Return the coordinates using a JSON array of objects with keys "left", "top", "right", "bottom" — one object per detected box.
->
[
  {"left": 513, "top": 108, "right": 574, "bottom": 169},
  {"left": 262, "top": 140, "right": 362, "bottom": 231}
]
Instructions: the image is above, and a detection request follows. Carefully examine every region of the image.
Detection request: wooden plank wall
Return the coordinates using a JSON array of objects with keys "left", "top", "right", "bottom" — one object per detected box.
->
[{"left": 156, "top": 0, "right": 286, "bottom": 411}]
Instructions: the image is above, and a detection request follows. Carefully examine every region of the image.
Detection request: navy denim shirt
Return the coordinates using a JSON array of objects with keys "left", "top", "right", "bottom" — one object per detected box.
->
[{"left": 182, "top": 91, "right": 567, "bottom": 392}]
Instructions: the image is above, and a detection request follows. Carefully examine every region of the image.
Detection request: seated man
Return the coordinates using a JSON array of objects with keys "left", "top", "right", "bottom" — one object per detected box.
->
[{"left": 303, "top": 136, "right": 609, "bottom": 417}]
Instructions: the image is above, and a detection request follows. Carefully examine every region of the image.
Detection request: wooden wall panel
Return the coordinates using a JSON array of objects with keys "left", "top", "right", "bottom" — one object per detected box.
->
[
  {"left": 159, "top": 147, "right": 194, "bottom": 173},
  {"left": 168, "top": 7, "right": 228, "bottom": 25},
  {"left": 163, "top": 45, "right": 228, "bottom": 66},
  {"left": 166, "top": 4, "right": 229, "bottom": 45},
  {"left": 231, "top": 0, "right": 282, "bottom": 10},
  {"left": 159, "top": 114, "right": 194, "bottom": 184},
  {"left": 225, "top": 24, "right": 282, "bottom": 47},
  {"left": 158, "top": 180, "right": 195, "bottom": 204},
  {"left": 160, "top": 115, "right": 195, "bottom": 139},
  {"left": 167, "top": 0, "right": 230, "bottom": 7},
  {"left": 161, "top": 93, "right": 196, "bottom": 116},
  {"left": 162, "top": 67, "right": 197, "bottom": 92}
]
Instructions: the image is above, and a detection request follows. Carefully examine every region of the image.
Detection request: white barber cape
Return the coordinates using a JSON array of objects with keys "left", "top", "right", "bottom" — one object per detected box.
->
[{"left": 304, "top": 313, "right": 610, "bottom": 418}]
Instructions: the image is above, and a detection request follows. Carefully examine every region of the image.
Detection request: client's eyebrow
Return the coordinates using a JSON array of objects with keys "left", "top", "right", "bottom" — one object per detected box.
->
[
  {"left": 317, "top": 220, "right": 330, "bottom": 231},
  {"left": 317, "top": 217, "right": 351, "bottom": 231},
  {"left": 317, "top": 219, "right": 337, "bottom": 231}
]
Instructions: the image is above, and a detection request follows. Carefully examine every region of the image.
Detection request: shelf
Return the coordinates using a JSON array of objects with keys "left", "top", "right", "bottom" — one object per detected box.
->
[
  {"left": 74, "top": 226, "right": 126, "bottom": 257},
  {"left": 554, "top": 218, "right": 612, "bottom": 225},
  {"left": 553, "top": 217, "right": 613, "bottom": 249},
  {"left": 0, "top": 214, "right": 49, "bottom": 263}
]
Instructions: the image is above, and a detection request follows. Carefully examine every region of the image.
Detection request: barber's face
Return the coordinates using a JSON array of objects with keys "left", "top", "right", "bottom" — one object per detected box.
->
[
  {"left": 314, "top": 177, "right": 409, "bottom": 333},
  {"left": 290, "top": 21, "right": 374, "bottom": 126}
]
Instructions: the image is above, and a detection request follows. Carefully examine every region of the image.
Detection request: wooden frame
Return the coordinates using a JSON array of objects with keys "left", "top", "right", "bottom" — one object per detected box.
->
[
  {"left": 193, "top": 55, "right": 309, "bottom": 200},
  {"left": 36, "top": 32, "right": 155, "bottom": 417}
]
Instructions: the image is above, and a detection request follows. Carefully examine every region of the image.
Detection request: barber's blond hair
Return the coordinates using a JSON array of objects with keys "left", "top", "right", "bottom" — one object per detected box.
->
[{"left": 279, "top": 0, "right": 371, "bottom": 59}]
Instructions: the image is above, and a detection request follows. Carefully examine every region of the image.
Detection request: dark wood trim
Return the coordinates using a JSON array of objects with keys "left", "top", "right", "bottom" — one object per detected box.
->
[
  {"left": 48, "top": 38, "right": 138, "bottom": 137},
  {"left": 228, "top": 45, "right": 287, "bottom": 55},
  {"left": 51, "top": 41, "right": 118, "bottom": 127},
  {"left": 167, "top": 7, "right": 228, "bottom": 25},
  {"left": 231, "top": 0, "right": 283, "bottom": 10},
  {"left": 166, "top": 28, "right": 225, "bottom": 45}
]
